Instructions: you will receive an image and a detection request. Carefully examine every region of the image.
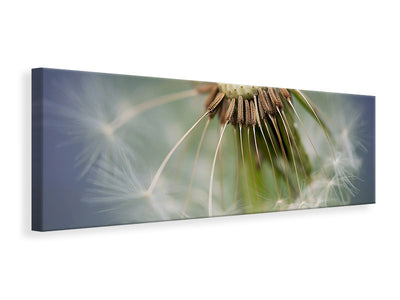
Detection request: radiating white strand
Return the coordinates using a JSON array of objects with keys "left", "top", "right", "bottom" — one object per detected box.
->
[
  {"left": 208, "top": 123, "right": 228, "bottom": 217},
  {"left": 183, "top": 118, "right": 210, "bottom": 216},
  {"left": 295, "top": 90, "right": 336, "bottom": 160},
  {"left": 109, "top": 89, "right": 200, "bottom": 132},
  {"left": 146, "top": 111, "right": 209, "bottom": 196},
  {"left": 277, "top": 108, "right": 302, "bottom": 200}
]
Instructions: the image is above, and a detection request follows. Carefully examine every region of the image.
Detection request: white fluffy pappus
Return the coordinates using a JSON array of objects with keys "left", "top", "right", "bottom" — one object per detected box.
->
[{"left": 282, "top": 92, "right": 368, "bottom": 210}]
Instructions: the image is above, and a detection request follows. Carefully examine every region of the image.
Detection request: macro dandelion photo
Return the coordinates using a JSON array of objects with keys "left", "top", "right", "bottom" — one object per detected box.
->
[{"left": 32, "top": 68, "right": 375, "bottom": 231}]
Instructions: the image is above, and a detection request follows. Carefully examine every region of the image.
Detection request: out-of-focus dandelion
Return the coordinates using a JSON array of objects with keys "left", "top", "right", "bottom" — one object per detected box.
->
[{"left": 48, "top": 73, "right": 367, "bottom": 224}]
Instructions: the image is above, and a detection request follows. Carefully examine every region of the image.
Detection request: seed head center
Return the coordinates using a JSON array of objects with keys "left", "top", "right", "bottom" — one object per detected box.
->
[{"left": 217, "top": 83, "right": 261, "bottom": 100}]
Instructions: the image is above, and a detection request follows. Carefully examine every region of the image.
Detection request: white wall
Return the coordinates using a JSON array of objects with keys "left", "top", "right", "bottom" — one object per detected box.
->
[{"left": 2, "top": 1, "right": 398, "bottom": 299}]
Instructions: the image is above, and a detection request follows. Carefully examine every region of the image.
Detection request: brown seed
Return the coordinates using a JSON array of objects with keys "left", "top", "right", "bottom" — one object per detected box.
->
[
  {"left": 257, "top": 88, "right": 268, "bottom": 114},
  {"left": 279, "top": 88, "right": 291, "bottom": 101},
  {"left": 207, "top": 92, "right": 225, "bottom": 113},
  {"left": 230, "top": 98, "right": 237, "bottom": 126},
  {"left": 249, "top": 100, "right": 256, "bottom": 126},
  {"left": 204, "top": 85, "right": 218, "bottom": 109},
  {"left": 218, "top": 98, "right": 229, "bottom": 124},
  {"left": 225, "top": 98, "right": 236, "bottom": 124},
  {"left": 238, "top": 96, "right": 244, "bottom": 126},
  {"left": 262, "top": 89, "right": 276, "bottom": 115},
  {"left": 257, "top": 95, "right": 266, "bottom": 120},
  {"left": 245, "top": 99, "right": 251, "bottom": 127},
  {"left": 268, "top": 87, "right": 283, "bottom": 110}
]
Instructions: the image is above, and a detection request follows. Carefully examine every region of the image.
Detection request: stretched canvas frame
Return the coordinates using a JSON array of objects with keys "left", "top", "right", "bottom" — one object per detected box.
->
[{"left": 32, "top": 68, "right": 375, "bottom": 231}]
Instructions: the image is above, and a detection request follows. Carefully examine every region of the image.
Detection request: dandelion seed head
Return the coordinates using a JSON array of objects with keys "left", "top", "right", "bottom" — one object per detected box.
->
[{"left": 86, "top": 85, "right": 366, "bottom": 219}]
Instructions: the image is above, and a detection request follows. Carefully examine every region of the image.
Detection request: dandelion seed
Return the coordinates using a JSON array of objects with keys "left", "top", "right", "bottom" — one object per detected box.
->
[{"left": 45, "top": 76, "right": 135, "bottom": 178}]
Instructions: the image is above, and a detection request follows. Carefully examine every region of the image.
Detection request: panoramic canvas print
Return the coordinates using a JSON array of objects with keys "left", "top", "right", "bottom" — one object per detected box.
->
[{"left": 32, "top": 68, "right": 375, "bottom": 231}]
